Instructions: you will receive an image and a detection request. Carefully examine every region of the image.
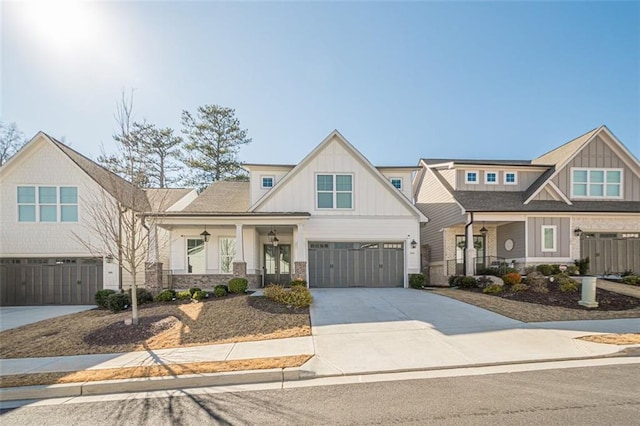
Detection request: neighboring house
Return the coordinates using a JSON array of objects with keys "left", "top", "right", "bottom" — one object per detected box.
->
[
  {"left": 150, "top": 130, "right": 427, "bottom": 289},
  {"left": 414, "top": 125, "right": 640, "bottom": 285},
  {"left": 0, "top": 132, "right": 196, "bottom": 305}
]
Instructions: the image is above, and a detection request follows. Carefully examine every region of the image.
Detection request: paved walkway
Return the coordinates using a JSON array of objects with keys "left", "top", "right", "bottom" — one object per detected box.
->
[
  {"left": 0, "top": 306, "right": 95, "bottom": 332},
  {"left": 597, "top": 279, "right": 640, "bottom": 298}
]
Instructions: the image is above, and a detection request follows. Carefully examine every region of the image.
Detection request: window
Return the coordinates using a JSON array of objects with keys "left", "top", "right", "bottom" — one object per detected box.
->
[
  {"left": 390, "top": 178, "right": 403, "bottom": 190},
  {"left": 504, "top": 172, "right": 517, "bottom": 185},
  {"left": 261, "top": 176, "right": 274, "bottom": 189},
  {"left": 17, "top": 186, "right": 78, "bottom": 223},
  {"left": 541, "top": 225, "right": 556, "bottom": 252},
  {"left": 187, "top": 239, "right": 205, "bottom": 274},
  {"left": 219, "top": 237, "right": 236, "bottom": 274},
  {"left": 465, "top": 171, "right": 478, "bottom": 184},
  {"left": 485, "top": 172, "right": 497, "bottom": 184},
  {"left": 572, "top": 168, "right": 622, "bottom": 198},
  {"left": 316, "top": 174, "right": 353, "bottom": 209}
]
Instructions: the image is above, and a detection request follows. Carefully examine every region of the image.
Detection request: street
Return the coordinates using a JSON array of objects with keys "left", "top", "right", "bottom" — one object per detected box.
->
[{"left": 2, "top": 363, "right": 639, "bottom": 425}]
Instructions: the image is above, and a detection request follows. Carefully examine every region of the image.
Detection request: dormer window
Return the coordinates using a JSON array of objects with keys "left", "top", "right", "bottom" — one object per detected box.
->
[
  {"left": 465, "top": 171, "right": 479, "bottom": 184},
  {"left": 485, "top": 172, "right": 497, "bottom": 184},
  {"left": 390, "top": 178, "right": 403, "bottom": 190},
  {"left": 504, "top": 172, "right": 517, "bottom": 185},
  {"left": 261, "top": 176, "right": 274, "bottom": 189}
]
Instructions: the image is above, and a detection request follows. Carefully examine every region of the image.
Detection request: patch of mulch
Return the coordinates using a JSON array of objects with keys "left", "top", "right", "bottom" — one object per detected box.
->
[
  {"left": 465, "top": 283, "right": 640, "bottom": 311},
  {"left": 83, "top": 315, "right": 180, "bottom": 346},
  {"left": 0, "top": 295, "right": 311, "bottom": 359}
]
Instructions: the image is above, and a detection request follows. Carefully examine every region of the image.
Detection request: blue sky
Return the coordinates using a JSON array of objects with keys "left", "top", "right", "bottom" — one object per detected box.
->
[{"left": 2, "top": 1, "right": 639, "bottom": 166}]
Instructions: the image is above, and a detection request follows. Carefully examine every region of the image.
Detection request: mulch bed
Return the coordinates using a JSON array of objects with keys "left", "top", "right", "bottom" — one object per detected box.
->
[
  {"left": 83, "top": 315, "right": 180, "bottom": 346},
  {"left": 466, "top": 283, "right": 640, "bottom": 311}
]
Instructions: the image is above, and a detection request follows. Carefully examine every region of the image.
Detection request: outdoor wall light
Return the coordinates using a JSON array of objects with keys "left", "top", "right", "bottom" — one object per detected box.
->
[
  {"left": 574, "top": 227, "right": 583, "bottom": 237},
  {"left": 411, "top": 239, "right": 417, "bottom": 249},
  {"left": 480, "top": 222, "right": 488, "bottom": 236},
  {"left": 200, "top": 229, "right": 211, "bottom": 243},
  {"left": 268, "top": 228, "right": 279, "bottom": 246}
]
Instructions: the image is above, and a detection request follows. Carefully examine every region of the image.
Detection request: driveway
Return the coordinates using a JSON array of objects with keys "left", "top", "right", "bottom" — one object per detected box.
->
[
  {"left": 304, "top": 288, "right": 633, "bottom": 376},
  {"left": 0, "top": 305, "right": 95, "bottom": 332}
]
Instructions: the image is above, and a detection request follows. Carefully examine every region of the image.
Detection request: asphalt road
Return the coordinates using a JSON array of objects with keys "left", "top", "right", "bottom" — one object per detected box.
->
[{"left": 2, "top": 364, "right": 639, "bottom": 425}]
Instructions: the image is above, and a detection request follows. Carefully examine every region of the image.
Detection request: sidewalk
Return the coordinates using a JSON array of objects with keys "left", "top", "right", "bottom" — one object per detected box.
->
[{"left": 597, "top": 279, "right": 640, "bottom": 298}]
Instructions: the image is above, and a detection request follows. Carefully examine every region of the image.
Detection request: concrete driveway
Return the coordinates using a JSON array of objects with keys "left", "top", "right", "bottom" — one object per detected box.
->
[
  {"left": 304, "top": 288, "right": 635, "bottom": 377},
  {"left": 0, "top": 306, "right": 95, "bottom": 332}
]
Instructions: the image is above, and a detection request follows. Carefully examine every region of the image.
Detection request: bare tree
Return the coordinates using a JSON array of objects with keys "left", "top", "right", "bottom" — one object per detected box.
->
[{"left": 0, "top": 121, "right": 26, "bottom": 166}]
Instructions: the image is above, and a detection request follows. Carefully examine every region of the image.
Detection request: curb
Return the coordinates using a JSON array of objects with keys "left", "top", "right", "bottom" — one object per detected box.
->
[{"left": 2, "top": 349, "right": 638, "bottom": 403}]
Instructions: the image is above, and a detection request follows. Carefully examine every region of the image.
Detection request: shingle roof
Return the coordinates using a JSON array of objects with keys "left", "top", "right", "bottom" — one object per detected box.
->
[
  {"left": 145, "top": 188, "right": 193, "bottom": 212},
  {"left": 449, "top": 191, "right": 640, "bottom": 213},
  {"left": 531, "top": 127, "right": 600, "bottom": 166},
  {"left": 47, "top": 134, "right": 150, "bottom": 211},
  {"left": 184, "top": 181, "right": 250, "bottom": 213}
]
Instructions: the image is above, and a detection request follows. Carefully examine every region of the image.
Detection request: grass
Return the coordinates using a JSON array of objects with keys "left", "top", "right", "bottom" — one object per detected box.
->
[
  {"left": 0, "top": 295, "right": 311, "bottom": 359},
  {"left": 0, "top": 355, "right": 312, "bottom": 388}
]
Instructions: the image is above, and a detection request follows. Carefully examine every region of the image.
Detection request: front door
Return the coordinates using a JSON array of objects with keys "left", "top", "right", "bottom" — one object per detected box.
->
[{"left": 264, "top": 244, "right": 291, "bottom": 285}]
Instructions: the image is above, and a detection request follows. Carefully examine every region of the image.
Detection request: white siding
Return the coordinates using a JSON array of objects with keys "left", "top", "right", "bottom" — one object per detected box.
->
[
  {"left": 378, "top": 170, "right": 414, "bottom": 201},
  {"left": 248, "top": 166, "right": 294, "bottom": 206},
  {"left": 256, "top": 137, "right": 415, "bottom": 217}
]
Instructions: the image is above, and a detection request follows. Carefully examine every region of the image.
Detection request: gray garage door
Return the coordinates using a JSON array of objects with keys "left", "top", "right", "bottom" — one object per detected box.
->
[
  {"left": 0, "top": 258, "right": 103, "bottom": 306},
  {"left": 581, "top": 233, "right": 640, "bottom": 275},
  {"left": 308, "top": 242, "right": 404, "bottom": 288}
]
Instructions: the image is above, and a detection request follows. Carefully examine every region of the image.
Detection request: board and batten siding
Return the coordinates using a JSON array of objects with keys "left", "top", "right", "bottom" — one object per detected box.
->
[
  {"left": 455, "top": 169, "right": 544, "bottom": 191},
  {"left": 552, "top": 135, "right": 640, "bottom": 201},
  {"left": 415, "top": 168, "right": 465, "bottom": 263},
  {"left": 526, "top": 217, "right": 571, "bottom": 258},
  {"left": 256, "top": 137, "right": 415, "bottom": 217},
  {"left": 496, "top": 222, "right": 526, "bottom": 259},
  {"left": 248, "top": 167, "right": 293, "bottom": 206}
]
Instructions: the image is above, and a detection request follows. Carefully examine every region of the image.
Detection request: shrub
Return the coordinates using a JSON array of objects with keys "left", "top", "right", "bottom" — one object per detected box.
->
[
  {"left": 107, "top": 293, "right": 130, "bottom": 313},
  {"left": 263, "top": 284, "right": 313, "bottom": 307},
  {"left": 448, "top": 275, "right": 461, "bottom": 286},
  {"left": 188, "top": 287, "right": 201, "bottom": 297},
  {"left": 502, "top": 272, "right": 522, "bottom": 285},
  {"left": 213, "top": 286, "right": 228, "bottom": 297},
  {"left": 483, "top": 284, "right": 504, "bottom": 294},
  {"left": 476, "top": 275, "right": 493, "bottom": 288},
  {"left": 565, "top": 265, "right": 579, "bottom": 276},
  {"left": 156, "top": 290, "right": 175, "bottom": 302},
  {"left": 458, "top": 276, "right": 478, "bottom": 289},
  {"left": 128, "top": 287, "right": 154, "bottom": 305},
  {"left": 621, "top": 275, "right": 640, "bottom": 286},
  {"left": 215, "top": 284, "right": 229, "bottom": 292},
  {"left": 177, "top": 290, "right": 192, "bottom": 300},
  {"left": 95, "top": 289, "right": 116, "bottom": 309},
  {"left": 526, "top": 271, "right": 549, "bottom": 293},
  {"left": 228, "top": 277, "right": 248, "bottom": 294},
  {"left": 559, "top": 280, "right": 579, "bottom": 293},
  {"left": 290, "top": 279, "right": 307, "bottom": 288},
  {"left": 193, "top": 290, "right": 208, "bottom": 301},
  {"left": 621, "top": 269, "right": 635, "bottom": 277},
  {"left": 409, "top": 273, "right": 425, "bottom": 289},
  {"left": 511, "top": 283, "right": 529, "bottom": 292},
  {"left": 574, "top": 257, "right": 590, "bottom": 275},
  {"left": 536, "top": 264, "right": 554, "bottom": 276}
]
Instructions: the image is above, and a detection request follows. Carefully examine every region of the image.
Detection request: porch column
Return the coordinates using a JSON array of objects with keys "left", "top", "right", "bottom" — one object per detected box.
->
[
  {"left": 294, "top": 224, "right": 308, "bottom": 282},
  {"left": 465, "top": 221, "right": 477, "bottom": 276},
  {"left": 233, "top": 224, "right": 247, "bottom": 277}
]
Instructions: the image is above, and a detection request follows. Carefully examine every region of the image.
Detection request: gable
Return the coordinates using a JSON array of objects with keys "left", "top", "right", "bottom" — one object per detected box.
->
[
  {"left": 552, "top": 134, "right": 640, "bottom": 201},
  {"left": 253, "top": 134, "right": 420, "bottom": 217}
]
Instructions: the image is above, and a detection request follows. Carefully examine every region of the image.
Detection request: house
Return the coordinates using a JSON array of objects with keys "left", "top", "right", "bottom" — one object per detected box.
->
[
  {"left": 414, "top": 125, "right": 640, "bottom": 285},
  {"left": 0, "top": 132, "right": 196, "bottom": 305},
  {"left": 150, "top": 130, "right": 427, "bottom": 288}
]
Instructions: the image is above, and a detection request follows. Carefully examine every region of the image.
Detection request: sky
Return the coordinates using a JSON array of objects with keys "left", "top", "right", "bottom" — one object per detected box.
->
[{"left": 2, "top": 0, "right": 639, "bottom": 167}]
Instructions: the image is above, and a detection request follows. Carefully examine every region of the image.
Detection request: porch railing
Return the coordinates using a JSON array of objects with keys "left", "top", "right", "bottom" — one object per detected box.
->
[{"left": 446, "top": 256, "right": 519, "bottom": 277}]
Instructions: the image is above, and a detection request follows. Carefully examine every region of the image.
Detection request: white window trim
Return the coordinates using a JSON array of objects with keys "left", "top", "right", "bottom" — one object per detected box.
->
[
  {"left": 390, "top": 177, "right": 403, "bottom": 190},
  {"left": 465, "top": 171, "right": 479, "bottom": 185},
  {"left": 17, "top": 185, "right": 79, "bottom": 223},
  {"left": 484, "top": 171, "right": 498, "bottom": 185},
  {"left": 219, "top": 236, "right": 236, "bottom": 274},
  {"left": 260, "top": 175, "right": 275, "bottom": 189},
  {"left": 315, "top": 173, "right": 354, "bottom": 210},
  {"left": 504, "top": 171, "right": 518, "bottom": 185},
  {"left": 570, "top": 167, "right": 623, "bottom": 199},
  {"left": 541, "top": 225, "right": 557, "bottom": 252},
  {"left": 186, "top": 237, "right": 206, "bottom": 274}
]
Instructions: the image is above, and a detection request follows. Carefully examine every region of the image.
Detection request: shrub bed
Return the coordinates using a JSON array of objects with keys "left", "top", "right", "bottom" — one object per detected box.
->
[
  {"left": 621, "top": 276, "right": 640, "bottom": 286},
  {"left": 502, "top": 272, "right": 521, "bottom": 285},
  {"left": 156, "top": 289, "right": 176, "bottom": 302},
  {"left": 229, "top": 278, "right": 248, "bottom": 294},
  {"left": 107, "top": 293, "right": 130, "bottom": 313},
  {"left": 483, "top": 284, "right": 503, "bottom": 294},
  {"left": 95, "top": 289, "right": 116, "bottom": 309},
  {"left": 263, "top": 285, "right": 313, "bottom": 308},
  {"left": 409, "top": 273, "right": 425, "bottom": 289}
]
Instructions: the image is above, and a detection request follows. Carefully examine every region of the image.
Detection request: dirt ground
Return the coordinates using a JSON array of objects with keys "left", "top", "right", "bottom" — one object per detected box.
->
[{"left": 0, "top": 295, "right": 311, "bottom": 359}]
